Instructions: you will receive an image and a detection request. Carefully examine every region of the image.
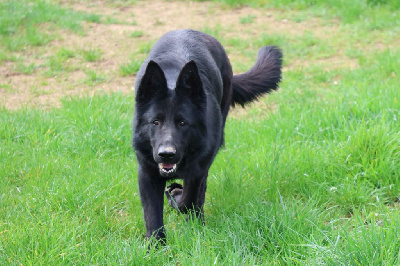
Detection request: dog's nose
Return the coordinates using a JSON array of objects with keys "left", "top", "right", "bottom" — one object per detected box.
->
[{"left": 158, "top": 146, "right": 176, "bottom": 159}]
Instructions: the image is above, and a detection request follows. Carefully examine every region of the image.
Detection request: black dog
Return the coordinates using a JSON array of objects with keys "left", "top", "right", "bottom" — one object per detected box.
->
[{"left": 133, "top": 29, "right": 282, "bottom": 242}]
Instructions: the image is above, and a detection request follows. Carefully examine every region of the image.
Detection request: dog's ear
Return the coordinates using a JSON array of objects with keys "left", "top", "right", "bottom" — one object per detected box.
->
[
  {"left": 136, "top": 60, "right": 168, "bottom": 102},
  {"left": 176, "top": 60, "right": 205, "bottom": 107}
]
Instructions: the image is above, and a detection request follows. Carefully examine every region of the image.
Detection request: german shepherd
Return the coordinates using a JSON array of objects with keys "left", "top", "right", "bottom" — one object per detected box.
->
[{"left": 133, "top": 29, "right": 282, "bottom": 242}]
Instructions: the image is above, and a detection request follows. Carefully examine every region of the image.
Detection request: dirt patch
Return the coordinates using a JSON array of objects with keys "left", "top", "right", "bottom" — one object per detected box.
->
[{"left": 0, "top": 0, "right": 384, "bottom": 110}]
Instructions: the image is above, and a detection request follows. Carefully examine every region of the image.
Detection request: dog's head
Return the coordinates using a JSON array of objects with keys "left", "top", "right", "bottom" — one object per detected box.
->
[{"left": 134, "top": 60, "right": 206, "bottom": 178}]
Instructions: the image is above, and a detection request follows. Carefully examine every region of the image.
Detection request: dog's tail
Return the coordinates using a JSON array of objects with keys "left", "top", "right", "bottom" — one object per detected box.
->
[{"left": 231, "top": 46, "right": 282, "bottom": 107}]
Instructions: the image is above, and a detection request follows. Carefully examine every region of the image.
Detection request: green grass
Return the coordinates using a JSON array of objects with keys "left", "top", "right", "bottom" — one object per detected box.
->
[
  {"left": 239, "top": 14, "right": 257, "bottom": 24},
  {"left": 84, "top": 69, "right": 108, "bottom": 85},
  {"left": 1, "top": 49, "right": 399, "bottom": 264},
  {"left": 0, "top": 0, "right": 101, "bottom": 51},
  {"left": 57, "top": 48, "right": 77, "bottom": 60},
  {"left": 15, "top": 60, "right": 37, "bottom": 74},
  {"left": 1, "top": 0, "right": 400, "bottom": 264},
  {"left": 200, "top": 0, "right": 400, "bottom": 30},
  {"left": 119, "top": 58, "right": 143, "bottom": 77},
  {"left": 129, "top": 30, "right": 143, "bottom": 38},
  {"left": 81, "top": 48, "right": 103, "bottom": 62},
  {"left": 0, "top": 84, "right": 14, "bottom": 92}
]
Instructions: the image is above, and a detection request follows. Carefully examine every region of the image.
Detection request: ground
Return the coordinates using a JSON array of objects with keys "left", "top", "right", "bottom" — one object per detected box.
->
[
  {"left": 0, "top": 0, "right": 363, "bottom": 110},
  {"left": 1, "top": 1, "right": 400, "bottom": 263}
]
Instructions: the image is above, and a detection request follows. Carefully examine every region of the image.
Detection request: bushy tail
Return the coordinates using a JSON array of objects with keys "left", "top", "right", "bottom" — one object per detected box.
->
[{"left": 231, "top": 46, "right": 282, "bottom": 107}]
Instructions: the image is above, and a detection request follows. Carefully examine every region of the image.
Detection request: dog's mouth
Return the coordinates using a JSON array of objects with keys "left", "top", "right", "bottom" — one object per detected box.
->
[{"left": 158, "top": 163, "right": 177, "bottom": 177}]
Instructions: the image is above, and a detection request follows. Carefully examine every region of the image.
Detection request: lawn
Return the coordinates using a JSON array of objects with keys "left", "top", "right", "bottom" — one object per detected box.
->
[{"left": 0, "top": 0, "right": 399, "bottom": 264}]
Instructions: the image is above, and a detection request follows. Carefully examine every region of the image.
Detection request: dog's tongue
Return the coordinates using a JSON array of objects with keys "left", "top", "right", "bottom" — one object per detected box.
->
[{"left": 161, "top": 163, "right": 175, "bottom": 170}]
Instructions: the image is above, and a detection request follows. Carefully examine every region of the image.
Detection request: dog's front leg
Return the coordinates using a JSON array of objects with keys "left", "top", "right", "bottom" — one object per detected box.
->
[
  {"left": 138, "top": 164, "right": 166, "bottom": 242},
  {"left": 165, "top": 174, "right": 207, "bottom": 220}
]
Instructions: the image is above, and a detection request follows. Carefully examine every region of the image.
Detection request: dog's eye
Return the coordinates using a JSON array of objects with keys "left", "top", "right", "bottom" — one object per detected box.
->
[
  {"left": 153, "top": 120, "right": 160, "bottom": 125},
  {"left": 179, "top": 120, "right": 186, "bottom": 126}
]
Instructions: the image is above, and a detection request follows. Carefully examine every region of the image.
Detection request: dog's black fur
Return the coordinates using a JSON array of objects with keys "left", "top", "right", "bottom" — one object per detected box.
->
[{"left": 133, "top": 29, "right": 282, "bottom": 242}]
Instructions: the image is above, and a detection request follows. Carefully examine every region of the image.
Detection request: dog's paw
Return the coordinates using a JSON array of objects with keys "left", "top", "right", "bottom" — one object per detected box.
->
[{"left": 165, "top": 183, "right": 183, "bottom": 210}]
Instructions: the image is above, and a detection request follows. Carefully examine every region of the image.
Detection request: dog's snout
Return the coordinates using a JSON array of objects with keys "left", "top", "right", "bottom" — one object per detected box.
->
[{"left": 158, "top": 146, "right": 176, "bottom": 159}]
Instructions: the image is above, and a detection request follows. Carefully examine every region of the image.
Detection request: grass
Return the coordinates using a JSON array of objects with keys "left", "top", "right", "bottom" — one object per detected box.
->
[
  {"left": 129, "top": 30, "right": 143, "bottom": 38},
  {"left": 239, "top": 14, "right": 257, "bottom": 24},
  {"left": 200, "top": 0, "right": 400, "bottom": 30},
  {"left": 119, "top": 58, "right": 143, "bottom": 77},
  {"left": 15, "top": 60, "right": 37, "bottom": 74},
  {"left": 118, "top": 42, "right": 152, "bottom": 76},
  {"left": 0, "top": 0, "right": 101, "bottom": 52},
  {"left": 84, "top": 69, "right": 108, "bottom": 85},
  {"left": 1, "top": 0, "right": 400, "bottom": 264},
  {"left": 81, "top": 48, "right": 102, "bottom": 62}
]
